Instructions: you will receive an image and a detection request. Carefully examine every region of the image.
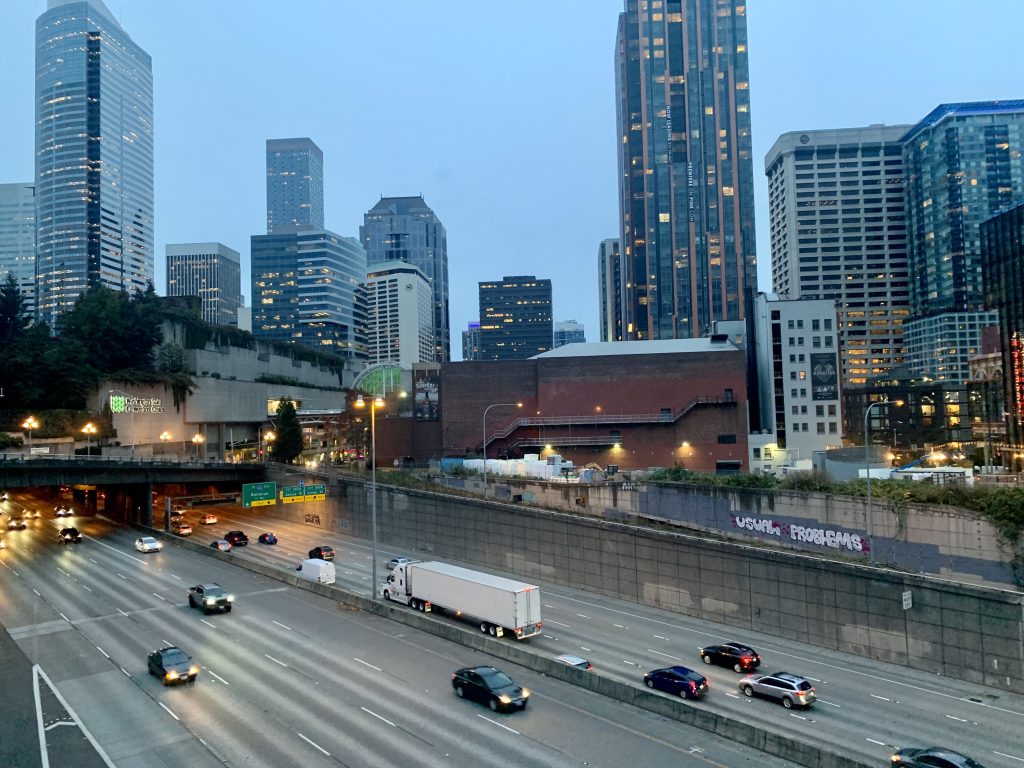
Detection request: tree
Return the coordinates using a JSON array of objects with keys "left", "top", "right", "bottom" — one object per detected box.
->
[
  {"left": 57, "top": 285, "right": 162, "bottom": 374},
  {"left": 270, "top": 399, "right": 303, "bottom": 464},
  {"left": 0, "top": 272, "right": 29, "bottom": 346}
]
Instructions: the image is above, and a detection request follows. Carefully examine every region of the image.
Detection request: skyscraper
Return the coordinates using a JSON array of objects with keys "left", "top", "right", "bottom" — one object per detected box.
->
[
  {"left": 266, "top": 138, "right": 324, "bottom": 234},
  {"left": 361, "top": 196, "right": 449, "bottom": 361},
  {"left": 364, "top": 261, "right": 434, "bottom": 366},
  {"left": 553, "top": 320, "right": 586, "bottom": 348},
  {"left": 902, "top": 101, "right": 1024, "bottom": 383},
  {"left": 462, "top": 322, "right": 481, "bottom": 361},
  {"left": 597, "top": 237, "right": 624, "bottom": 342},
  {"left": 0, "top": 183, "right": 36, "bottom": 316},
  {"left": 166, "top": 242, "right": 242, "bottom": 326},
  {"left": 35, "top": 0, "right": 154, "bottom": 327},
  {"left": 478, "top": 275, "right": 552, "bottom": 361},
  {"left": 766, "top": 126, "right": 912, "bottom": 388},
  {"left": 616, "top": 0, "right": 756, "bottom": 341}
]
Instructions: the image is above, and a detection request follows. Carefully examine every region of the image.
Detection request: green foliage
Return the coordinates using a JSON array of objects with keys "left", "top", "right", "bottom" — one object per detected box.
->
[
  {"left": 156, "top": 342, "right": 187, "bottom": 374},
  {"left": 255, "top": 373, "right": 344, "bottom": 392},
  {"left": 0, "top": 273, "right": 29, "bottom": 345},
  {"left": 57, "top": 286, "right": 163, "bottom": 374},
  {"left": 270, "top": 399, "right": 303, "bottom": 464},
  {"left": 0, "top": 432, "right": 23, "bottom": 450}
]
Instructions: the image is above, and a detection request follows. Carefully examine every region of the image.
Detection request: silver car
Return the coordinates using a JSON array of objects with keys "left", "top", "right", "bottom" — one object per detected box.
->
[
  {"left": 386, "top": 556, "right": 415, "bottom": 571},
  {"left": 738, "top": 672, "right": 815, "bottom": 709}
]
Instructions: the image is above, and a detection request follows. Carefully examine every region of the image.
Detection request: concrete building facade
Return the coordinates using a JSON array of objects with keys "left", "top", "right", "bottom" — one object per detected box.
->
[
  {"left": 597, "top": 237, "right": 623, "bottom": 342},
  {"left": 364, "top": 261, "right": 434, "bottom": 366},
  {"left": 553, "top": 320, "right": 585, "bottom": 349},
  {"left": 165, "top": 242, "right": 242, "bottom": 326}
]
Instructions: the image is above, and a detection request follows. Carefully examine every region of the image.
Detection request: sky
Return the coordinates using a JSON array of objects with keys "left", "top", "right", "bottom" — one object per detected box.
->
[{"left": 2, "top": 1, "right": 1023, "bottom": 359}]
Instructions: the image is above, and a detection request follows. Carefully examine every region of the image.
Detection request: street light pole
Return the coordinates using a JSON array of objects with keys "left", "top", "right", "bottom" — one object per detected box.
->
[
  {"left": 21, "top": 416, "right": 39, "bottom": 457},
  {"left": 355, "top": 394, "right": 385, "bottom": 597},
  {"left": 482, "top": 402, "right": 522, "bottom": 499},
  {"left": 864, "top": 399, "right": 900, "bottom": 562}
]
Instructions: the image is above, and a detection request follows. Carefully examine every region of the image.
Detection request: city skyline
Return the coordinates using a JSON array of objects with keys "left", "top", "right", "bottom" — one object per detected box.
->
[{"left": 1, "top": 2, "right": 1022, "bottom": 355}]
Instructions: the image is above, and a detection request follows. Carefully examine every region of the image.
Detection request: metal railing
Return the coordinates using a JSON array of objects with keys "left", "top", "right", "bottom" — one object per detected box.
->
[{"left": 0, "top": 452, "right": 256, "bottom": 469}]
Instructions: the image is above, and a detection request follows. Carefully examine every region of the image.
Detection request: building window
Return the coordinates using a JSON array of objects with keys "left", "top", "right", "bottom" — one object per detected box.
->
[
  {"left": 798, "top": 337, "right": 805, "bottom": 345},
  {"left": 790, "top": 371, "right": 797, "bottom": 380},
  {"left": 829, "top": 422, "right": 838, "bottom": 433},
  {"left": 717, "top": 434, "right": 737, "bottom": 444},
  {"left": 789, "top": 354, "right": 796, "bottom": 363},
  {"left": 828, "top": 404, "right": 837, "bottom": 416},
  {"left": 816, "top": 405, "right": 824, "bottom": 417},
  {"left": 812, "top": 319, "right": 820, "bottom": 331},
  {"left": 813, "top": 337, "right": 821, "bottom": 348},
  {"left": 753, "top": 448, "right": 761, "bottom": 459},
  {"left": 825, "top": 337, "right": 833, "bottom": 347},
  {"left": 791, "top": 388, "right": 798, "bottom": 397},
  {"left": 824, "top": 318, "right": 833, "bottom": 330},
  {"left": 799, "top": 371, "right": 806, "bottom": 380},
  {"left": 797, "top": 320, "right": 804, "bottom": 329},
  {"left": 817, "top": 422, "right": 826, "bottom": 434},
  {"left": 763, "top": 448, "right": 773, "bottom": 459},
  {"left": 799, "top": 354, "right": 805, "bottom": 362},
  {"left": 788, "top": 320, "right": 795, "bottom": 329},
  {"left": 800, "top": 388, "right": 807, "bottom": 397},
  {"left": 792, "top": 406, "right": 799, "bottom": 415},
  {"left": 801, "top": 405, "right": 808, "bottom": 414}
]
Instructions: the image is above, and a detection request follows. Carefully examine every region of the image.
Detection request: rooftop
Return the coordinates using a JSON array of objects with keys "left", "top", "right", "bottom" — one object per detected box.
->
[
  {"left": 901, "top": 100, "right": 1024, "bottom": 143},
  {"left": 532, "top": 338, "right": 737, "bottom": 359}
]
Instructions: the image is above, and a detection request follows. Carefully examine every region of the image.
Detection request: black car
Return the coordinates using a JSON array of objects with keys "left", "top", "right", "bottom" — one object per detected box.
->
[
  {"left": 187, "top": 583, "right": 234, "bottom": 614},
  {"left": 643, "top": 666, "right": 709, "bottom": 699},
  {"left": 224, "top": 530, "right": 248, "bottom": 546},
  {"left": 451, "top": 666, "right": 529, "bottom": 712},
  {"left": 699, "top": 643, "right": 761, "bottom": 673},
  {"left": 258, "top": 532, "right": 278, "bottom": 545},
  {"left": 891, "top": 747, "right": 987, "bottom": 768},
  {"left": 309, "top": 545, "right": 334, "bottom": 561},
  {"left": 147, "top": 646, "right": 199, "bottom": 686},
  {"left": 58, "top": 527, "right": 82, "bottom": 544},
  {"left": 6, "top": 517, "right": 26, "bottom": 531}
]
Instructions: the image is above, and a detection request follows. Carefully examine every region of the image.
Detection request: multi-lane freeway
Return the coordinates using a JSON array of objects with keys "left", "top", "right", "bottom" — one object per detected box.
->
[{"left": 0, "top": 490, "right": 804, "bottom": 768}]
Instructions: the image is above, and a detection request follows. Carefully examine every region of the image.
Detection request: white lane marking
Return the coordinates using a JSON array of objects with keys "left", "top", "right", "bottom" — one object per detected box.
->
[
  {"left": 12, "top": 569, "right": 19, "bottom": 576},
  {"left": 153, "top": 593, "right": 167, "bottom": 602},
  {"left": 614, "top": 624, "right": 626, "bottom": 629},
  {"left": 580, "top": 647, "right": 592, "bottom": 652},
  {"left": 170, "top": 573, "right": 182, "bottom": 580},
  {"left": 208, "top": 670, "right": 230, "bottom": 685},
  {"left": 96, "top": 646, "right": 109, "bottom": 659},
  {"left": 116, "top": 573, "right": 127, "bottom": 580},
  {"left": 89, "top": 558, "right": 98, "bottom": 564},
  {"left": 544, "top": 604, "right": 555, "bottom": 609},
  {"left": 653, "top": 634, "right": 669, "bottom": 641},
  {"left": 817, "top": 699, "right": 841, "bottom": 707},
  {"left": 726, "top": 692, "right": 740, "bottom": 699},
  {"left": 163, "top": 639, "right": 172, "bottom": 647},
  {"left": 576, "top": 613, "right": 591, "bottom": 619},
  {"left": 58, "top": 613, "right": 69, "bottom": 623},
  {"left": 57, "top": 567, "right": 70, "bottom": 577},
  {"left": 32, "top": 589, "right": 41, "bottom": 596},
  {"left": 273, "top": 620, "right": 292, "bottom": 631},
  {"left": 477, "top": 714, "right": 519, "bottom": 734},
  {"left": 265, "top": 654, "right": 288, "bottom": 667},
  {"left": 361, "top": 706, "right": 396, "bottom": 726},
  {"left": 789, "top": 713, "right": 807, "bottom": 720},
  {"left": 946, "top": 714, "right": 967, "bottom": 722},
  {"left": 866, "top": 738, "right": 887, "bottom": 746},
  {"left": 298, "top": 733, "right": 330, "bottom": 756},
  {"left": 159, "top": 702, "right": 179, "bottom": 721},
  {"left": 647, "top": 648, "right": 684, "bottom": 661},
  {"left": 33, "top": 665, "right": 117, "bottom": 768},
  {"left": 806, "top": 676, "right": 821, "bottom": 682},
  {"left": 200, "top": 619, "right": 216, "bottom": 629},
  {"left": 545, "top": 619, "right": 570, "bottom": 628},
  {"left": 119, "top": 667, "right": 130, "bottom": 677},
  {"left": 623, "top": 660, "right": 639, "bottom": 666},
  {"left": 82, "top": 585, "right": 92, "bottom": 592},
  {"left": 117, "top": 608, "right": 129, "bottom": 616},
  {"left": 871, "top": 694, "right": 891, "bottom": 702},
  {"left": 994, "top": 751, "right": 1024, "bottom": 763},
  {"left": 354, "top": 658, "right": 382, "bottom": 672}
]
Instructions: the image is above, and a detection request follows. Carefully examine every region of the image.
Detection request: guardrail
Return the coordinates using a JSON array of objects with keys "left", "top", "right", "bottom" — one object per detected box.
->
[{"left": 0, "top": 453, "right": 259, "bottom": 470}]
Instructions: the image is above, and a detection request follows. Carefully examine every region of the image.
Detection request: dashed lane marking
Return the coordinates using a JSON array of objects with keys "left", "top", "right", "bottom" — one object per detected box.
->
[
  {"left": 159, "top": 702, "right": 179, "bottom": 721},
  {"left": 265, "top": 654, "right": 288, "bottom": 667},
  {"left": 273, "top": 620, "right": 292, "bottom": 631},
  {"left": 298, "top": 733, "right": 330, "bottom": 756},
  {"left": 361, "top": 706, "right": 396, "bottom": 727},
  {"left": 477, "top": 714, "right": 519, "bottom": 735},
  {"left": 647, "top": 648, "right": 684, "bottom": 661},
  {"left": 354, "top": 658, "right": 382, "bottom": 672}
]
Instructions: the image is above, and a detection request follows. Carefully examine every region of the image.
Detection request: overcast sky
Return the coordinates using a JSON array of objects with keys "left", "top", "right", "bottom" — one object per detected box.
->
[{"left": 1, "top": 1, "right": 1022, "bottom": 358}]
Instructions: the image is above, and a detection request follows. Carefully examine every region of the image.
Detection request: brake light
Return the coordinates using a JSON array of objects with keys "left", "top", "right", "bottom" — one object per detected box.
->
[
  {"left": 536, "top": 622, "right": 542, "bottom": 628},
  {"left": 516, "top": 627, "right": 523, "bottom": 635},
  {"left": 741, "top": 656, "right": 752, "bottom": 663}
]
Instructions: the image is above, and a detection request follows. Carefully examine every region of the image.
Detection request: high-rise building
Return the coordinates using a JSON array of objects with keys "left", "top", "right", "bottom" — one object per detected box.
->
[
  {"left": 166, "top": 243, "right": 242, "bottom": 326},
  {"left": 462, "top": 322, "right": 481, "bottom": 361},
  {"left": 902, "top": 101, "right": 1024, "bottom": 383},
  {"left": 0, "top": 183, "right": 36, "bottom": 316},
  {"left": 765, "top": 126, "right": 912, "bottom": 388},
  {"left": 35, "top": 0, "right": 154, "bottom": 326},
  {"left": 553, "top": 320, "right": 586, "bottom": 348},
  {"left": 266, "top": 138, "right": 324, "bottom": 234},
  {"left": 597, "top": 237, "right": 623, "bottom": 342},
  {"left": 251, "top": 230, "right": 367, "bottom": 358},
  {"left": 478, "top": 275, "right": 552, "bottom": 361},
  {"left": 364, "top": 261, "right": 434, "bottom": 366},
  {"left": 361, "top": 196, "right": 449, "bottom": 362},
  {"left": 616, "top": 0, "right": 757, "bottom": 341}
]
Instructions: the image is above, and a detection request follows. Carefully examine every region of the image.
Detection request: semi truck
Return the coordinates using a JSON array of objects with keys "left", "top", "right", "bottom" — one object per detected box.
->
[{"left": 382, "top": 561, "right": 542, "bottom": 640}]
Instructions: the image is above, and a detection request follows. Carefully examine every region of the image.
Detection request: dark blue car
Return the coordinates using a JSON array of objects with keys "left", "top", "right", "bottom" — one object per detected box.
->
[
  {"left": 258, "top": 532, "right": 278, "bottom": 545},
  {"left": 643, "top": 666, "right": 709, "bottom": 699}
]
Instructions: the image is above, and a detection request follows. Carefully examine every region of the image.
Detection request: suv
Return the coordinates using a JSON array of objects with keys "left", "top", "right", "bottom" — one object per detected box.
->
[
  {"left": 188, "top": 583, "right": 234, "bottom": 614},
  {"left": 309, "top": 545, "right": 335, "bottom": 561},
  {"left": 224, "top": 530, "right": 248, "bottom": 546},
  {"left": 58, "top": 527, "right": 82, "bottom": 544},
  {"left": 738, "top": 672, "right": 816, "bottom": 709}
]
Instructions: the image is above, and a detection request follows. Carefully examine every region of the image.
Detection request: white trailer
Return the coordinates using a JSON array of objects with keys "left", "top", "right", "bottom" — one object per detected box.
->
[{"left": 382, "top": 561, "right": 542, "bottom": 640}]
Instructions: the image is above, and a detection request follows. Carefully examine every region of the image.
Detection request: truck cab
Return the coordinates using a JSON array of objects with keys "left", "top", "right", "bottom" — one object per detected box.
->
[{"left": 382, "top": 562, "right": 415, "bottom": 605}]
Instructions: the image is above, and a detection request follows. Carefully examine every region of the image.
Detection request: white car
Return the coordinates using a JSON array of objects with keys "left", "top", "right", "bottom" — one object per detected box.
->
[
  {"left": 134, "top": 536, "right": 163, "bottom": 553},
  {"left": 199, "top": 513, "right": 218, "bottom": 525},
  {"left": 55, "top": 506, "right": 73, "bottom": 518}
]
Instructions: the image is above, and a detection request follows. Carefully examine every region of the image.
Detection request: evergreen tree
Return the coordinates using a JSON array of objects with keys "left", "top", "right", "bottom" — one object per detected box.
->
[
  {"left": 271, "top": 399, "right": 303, "bottom": 464},
  {"left": 0, "top": 272, "right": 28, "bottom": 346}
]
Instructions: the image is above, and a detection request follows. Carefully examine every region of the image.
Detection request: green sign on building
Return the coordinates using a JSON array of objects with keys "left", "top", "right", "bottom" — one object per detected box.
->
[{"left": 242, "top": 481, "right": 277, "bottom": 508}]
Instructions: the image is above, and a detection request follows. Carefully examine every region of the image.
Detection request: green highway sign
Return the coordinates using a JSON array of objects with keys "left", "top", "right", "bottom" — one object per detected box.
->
[
  {"left": 304, "top": 484, "right": 326, "bottom": 501},
  {"left": 281, "top": 485, "right": 305, "bottom": 504},
  {"left": 242, "top": 481, "right": 277, "bottom": 508}
]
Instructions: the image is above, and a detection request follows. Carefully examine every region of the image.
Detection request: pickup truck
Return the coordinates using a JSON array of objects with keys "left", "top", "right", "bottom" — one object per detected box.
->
[{"left": 187, "top": 583, "right": 234, "bottom": 614}]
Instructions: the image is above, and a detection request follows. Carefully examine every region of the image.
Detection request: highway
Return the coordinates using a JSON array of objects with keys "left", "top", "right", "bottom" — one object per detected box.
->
[
  {"left": 0, "top": 491, "right": 802, "bottom": 768},
  {"left": 131, "top": 491, "right": 1024, "bottom": 768}
]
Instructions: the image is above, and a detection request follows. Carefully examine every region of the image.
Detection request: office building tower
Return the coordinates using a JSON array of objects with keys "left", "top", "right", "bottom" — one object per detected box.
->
[
  {"left": 478, "top": 275, "right": 552, "bottom": 361},
  {"left": 616, "top": 0, "right": 757, "bottom": 341},
  {"left": 902, "top": 101, "right": 1024, "bottom": 383},
  {"left": 266, "top": 138, "right": 324, "bottom": 234},
  {"left": 765, "top": 125, "right": 912, "bottom": 388},
  {"left": 462, "top": 322, "right": 481, "bottom": 361},
  {"left": 251, "top": 230, "right": 367, "bottom": 358},
  {"left": 361, "top": 196, "right": 449, "bottom": 361},
  {"left": 166, "top": 243, "right": 242, "bottom": 326},
  {"left": 553, "top": 320, "right": 586, "bottom": 348},
  {"left": 35, "top": 0, "right": 154, "bottom": 326},
  {"left": 981, "top": 201, "right": 1024, "bottom": 447},
  {"left": 364, "top": 261, "right": 434, "bottom": 366},
  {"left": 598, "top": 237, "right": 624, "bottom": 342},
  {"left": 0, "top": 183, "right": 36, "bottom": 316}
]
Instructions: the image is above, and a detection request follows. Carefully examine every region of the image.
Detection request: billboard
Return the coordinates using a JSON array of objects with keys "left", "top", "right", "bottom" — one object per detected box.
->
[
  {"left": 413, "top": 368, "right": 440, "bottom": 421},
  {"left": 811, "top": 353, "right": 838, "bottom": 401}
]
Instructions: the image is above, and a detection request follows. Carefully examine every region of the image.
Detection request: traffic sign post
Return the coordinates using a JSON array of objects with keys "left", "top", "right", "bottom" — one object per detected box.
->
[{"left": 242, "top": 481, "right": 277, "bottom": 508}]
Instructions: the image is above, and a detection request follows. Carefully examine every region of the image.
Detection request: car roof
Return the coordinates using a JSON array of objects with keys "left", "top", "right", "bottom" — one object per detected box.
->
[
  {"left": 198, "top": 583, "right": 222, "bottom": 589},
  {"left": 557, "top": 654, "right": 587, "bottom": 663},
  {"left": 139, "top": 536, "right": 157, "bottom": 542},
  {"left": 722, "top": 643, "right": 754, "bottom": 652},
  {"left": 769, "top": 672, "right": 807, "bottom": 684}
]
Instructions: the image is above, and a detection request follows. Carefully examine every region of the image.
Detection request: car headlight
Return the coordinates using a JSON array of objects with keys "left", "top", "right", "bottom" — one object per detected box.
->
[
  {"left": 226, "top": 595, "right": 234, "bottom": 602},
  {"left": 498, "top": 695, "right": 512, "bottom": 704},
  {"left": 521, "top": 688, "right": 530, "bottom": 698},
  {"left": 166, "top": 670, "right": 179, "bottom": 679},
  {"left": 205, "top": 598, "right": 215, "bottom": 605},
  {"left": 189, "top": 665, "right": 199, "bottom": 675}
]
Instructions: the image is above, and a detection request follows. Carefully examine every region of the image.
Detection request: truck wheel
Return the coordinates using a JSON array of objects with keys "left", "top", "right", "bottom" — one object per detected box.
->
[
  {"left": 488, "top": 625, "right": 497, "bottom": 636},
  {"left": 409, "top": 598, "right": 418, "bottom": 610},
  {"left": 383, "top": 590, "right": 391, "bottom": 601},
  {"left": 480, "top": 622, "right": 489, "bottom": 633}
]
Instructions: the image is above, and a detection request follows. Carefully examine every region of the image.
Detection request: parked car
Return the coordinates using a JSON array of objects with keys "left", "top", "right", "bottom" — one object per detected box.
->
[
  {"left": 58, "top": 527, "right": 82, "bottom": 544},
  {"left": 6, "top": 518, "right": 26, "bottom": 531},
  {"left": 556, "top": 654, "right": 593, "bottom": 671},
  {"left": 890, "top": 747, "right": 986, "bottom": 768},
  {"left": 308, "top": 545, "right": 334, "bottom": 561},
  {"left": 173, "top": 522, "right": 193, "bottom": 536},
  {"left": 187, "top": 583, "right": 234, "bottom": 614},
  {"left": 451, "top": 666, "right": 529, "bottom": 712},
  {"left": 386, "top": 556, "right": 414, "bottom": 571},
  {"left": 643, "top": 666, "right": 709, "bottom": 699},
  {"left": 258, "top": 532, "right": 278, "bottom": 545},
  {"left": 147, "top": 646, "right": 198, "bottom": 686},
  {"left": 738, "top": 672, "right": 816, "bottom": 709},
  {"left": 210, "top": 539, "right": 232, "bottom": 552},
  {"left": 134, "top": 536, "right": 163, "bottom": 553},
  {"left": 199, "top": 513, "right": 218, "bottom": 525},
  {"left": 224, "top": 530, "right": 248, "bottom": 546},
  {"left": 699, "top": 643, "right": 761, "bottom": 673}
]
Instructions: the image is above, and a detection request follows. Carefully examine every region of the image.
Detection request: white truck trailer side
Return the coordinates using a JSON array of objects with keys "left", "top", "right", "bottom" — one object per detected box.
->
[{"left": 382, "top": 561, "right": 542, "bottom": 639}]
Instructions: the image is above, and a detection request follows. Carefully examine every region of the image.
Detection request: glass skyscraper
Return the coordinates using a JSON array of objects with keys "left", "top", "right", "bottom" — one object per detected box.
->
[
  {"left": 478, "top": 275, "right": 553, "bottom": 361},
  {"left": 166, "top": 242, "right": 242, "bottom": 326},
  {"left": 597, "top": 238, "right": 623, "bottom": 342},
  {"left": 616, "top": 0, "right": 757, "bottom": 340},
  {"left": 0, "top": 183, "right": 36, "bottom": 316},
  {"left": 35, "top": 0, "right": 153, "bottom": 327},
  {"left": 266, "top": 138, "right": 324, "bottom": 234},
  {"left": 361, "top": 196, "right": 449, "bottom": 361}
]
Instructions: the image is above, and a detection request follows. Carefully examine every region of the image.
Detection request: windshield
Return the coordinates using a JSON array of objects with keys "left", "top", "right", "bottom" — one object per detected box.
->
[
  {"left": 163, "top": 651, "right": 189, "bottom": 665},
  {"left": 480, "top": 670, "right": 515, "bottom": 688}
]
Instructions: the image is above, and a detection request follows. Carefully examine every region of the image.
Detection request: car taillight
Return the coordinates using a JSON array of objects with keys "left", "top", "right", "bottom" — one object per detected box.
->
[
  {"left": 516, "top": 627, "right": 522, "bottom": 635},
  {"left": 689, "top": 682, "right": 697, "bottom": 691}
]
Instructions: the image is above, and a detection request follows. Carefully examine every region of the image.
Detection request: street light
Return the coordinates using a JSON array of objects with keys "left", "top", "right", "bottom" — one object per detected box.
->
[
  {"left": 21, "top": 416, "right": 39, "bottom": 457},
  {"left": 262, "top": 428, "right": 276, "bottom": 462},
  {"left": 192, "top": 433, "right": 205, "bottom": 460},
  {"left": 482, "top": 402, "right": 523, "bottom": 498},
  {"left": 81, "top": 422, "right": 97, "bottom": 456},
  {"left": 354, "top": 393, "right": 385, "bottom": 593},
  {"left": 864, "top": 399, "right": 903, "bottom": 562}
]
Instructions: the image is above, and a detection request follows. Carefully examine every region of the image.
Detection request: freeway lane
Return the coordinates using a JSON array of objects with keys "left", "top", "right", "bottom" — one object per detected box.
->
[
  {"left": 0, "top": 507, "right": 801, "bottom": 768},
  {"left": 173, "top": 497, "right": 1024, "bottom": 768}
]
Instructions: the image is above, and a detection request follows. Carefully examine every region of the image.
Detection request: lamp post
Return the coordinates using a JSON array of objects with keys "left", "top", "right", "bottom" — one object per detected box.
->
[
  {"left": 262, "top": 429, "right": 276, "bottom": 463},
  {"left": 21, "top": 416, "right": 39, "bottom": 457},
  {"left": 159, "top": 431, "right": 171, "bottom": 453},
  {"left": 108, "top": 389, "right": 136, "bottom": 459},
  {"left": 81, "top": 422, "right": 97, "bottom": 457},
  {"left": 864, "top": 399, "right": 902, "bottom": 562},
  {"left": 482, "top": 402, "right": 522, "bottom": 498},
  {"left": 192, "top": 433, "right": 205, "bottom": 461},
  {"left": 354, "top": 394, "right": 385, "bottom": 593}
]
